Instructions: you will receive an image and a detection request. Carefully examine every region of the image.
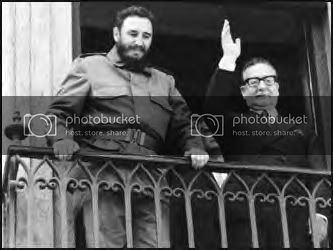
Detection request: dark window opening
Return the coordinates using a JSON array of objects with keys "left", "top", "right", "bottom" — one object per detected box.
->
[{"left": 78, "top": 2, "right": 330, "bottom": 167}]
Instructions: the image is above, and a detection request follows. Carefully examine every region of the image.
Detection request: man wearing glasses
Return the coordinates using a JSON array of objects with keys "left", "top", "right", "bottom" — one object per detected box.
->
[{"left": 204, "top": 20, "right": 329, "bottom": 247}]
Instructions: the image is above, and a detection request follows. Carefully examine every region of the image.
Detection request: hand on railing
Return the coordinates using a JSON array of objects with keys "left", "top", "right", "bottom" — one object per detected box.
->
[
  {"left": 53, "top": 139, "right": 80, "bottom": 161},
  {"left": 2, "top": 145, "right": 331, "bottom": 248},
  {"left": 184, "top": 148, "right": 209, "bottom": 170}
]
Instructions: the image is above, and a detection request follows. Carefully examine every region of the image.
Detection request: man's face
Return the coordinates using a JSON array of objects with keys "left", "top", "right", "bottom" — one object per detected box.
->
[
  {"left": 240, "top": 63, "right": 279, "bottom": 110},
  {"left": 113, "top": 16, "right": 153, "bottom": 64}
]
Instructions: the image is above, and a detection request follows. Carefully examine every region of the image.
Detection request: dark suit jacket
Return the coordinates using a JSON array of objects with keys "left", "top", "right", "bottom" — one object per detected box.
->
[
  {"left": 203, "top": 68, "right": 329, "bottom": 248},
  {"left": 204, "top": 68, "right": 325, "bottom": 169}
]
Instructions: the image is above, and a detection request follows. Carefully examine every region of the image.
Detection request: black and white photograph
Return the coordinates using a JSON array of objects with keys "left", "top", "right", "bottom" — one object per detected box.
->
[{"left": 2, "top": 1, "right": 331, "bottom": 248}]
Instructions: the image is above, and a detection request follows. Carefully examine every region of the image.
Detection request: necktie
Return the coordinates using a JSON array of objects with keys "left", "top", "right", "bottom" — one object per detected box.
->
[
  {"left": 261, "top": 110, "right": 276, "bottom": 125},
  {"left": 261, "top": 110, "right": 269, "bottom": 117}
]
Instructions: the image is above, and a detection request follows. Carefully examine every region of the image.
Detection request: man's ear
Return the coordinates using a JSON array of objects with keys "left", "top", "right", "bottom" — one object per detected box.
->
[
  {"left": 273, "top": 82, "right": 280, "bottom": 96},
  {"left": 113, "top": 27, "right": 120, "bottom": 43},
  {"left": 240, "top": 86, "right": 246, "bottom": 98}
]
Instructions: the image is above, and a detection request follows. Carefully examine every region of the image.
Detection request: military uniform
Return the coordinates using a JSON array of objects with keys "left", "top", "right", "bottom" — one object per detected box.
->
[{"left": 47, "top": 46, "right": 204, "bottom": 247}]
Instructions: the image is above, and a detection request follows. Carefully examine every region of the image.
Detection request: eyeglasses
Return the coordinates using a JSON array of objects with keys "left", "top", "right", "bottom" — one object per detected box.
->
[{"left": 243, "top": 75, "right": 277, "bottom": 87}]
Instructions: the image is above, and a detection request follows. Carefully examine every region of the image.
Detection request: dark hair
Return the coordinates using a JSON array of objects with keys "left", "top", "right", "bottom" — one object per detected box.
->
[
  {"left": 241, "top": 57, "right": 277, "bottom": 80},
  {"left": 114, "top": 6, "right": 155, "bottom": 30}
]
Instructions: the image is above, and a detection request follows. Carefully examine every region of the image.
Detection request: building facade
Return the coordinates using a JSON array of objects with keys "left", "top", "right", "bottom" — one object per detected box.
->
[{"left": 2, "top": 2, "right": 331, "bottom": 248}]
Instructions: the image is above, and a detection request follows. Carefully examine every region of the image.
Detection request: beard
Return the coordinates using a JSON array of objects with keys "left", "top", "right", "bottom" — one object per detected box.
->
[{"left": 116, "top": 41, "right": 149, "bottom": 71}]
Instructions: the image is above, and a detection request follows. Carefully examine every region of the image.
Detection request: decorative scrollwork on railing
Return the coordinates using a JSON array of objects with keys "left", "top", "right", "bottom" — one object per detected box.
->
[
  {"left": 98, "top": 180, "right": 124, "bottom": 193},
  {"left": 315, "top": 197, "right": 331, "bottom": 209},
  {"left": 131, "top": 183, "right": 155, "bottom": 197},
  {"left": 166, "top": 168, "right": 187, "bottom": 199},
  {"left": 285, "top": 195, "right": 309, "bottom": 207},
  {"left": 160, "top": 186, "right": 174, "bottom": 198},
  {"left": 2, "top": 146, "right": 332, "bottom": 248},
  {"left": 254, "top": 193, "right": 279, "bottom": 204},
  {"left": 67, "top": 178, "right": 91, "bottom": 192},
  {"left": 35, "top": 177, "right": 59, "bottom": 190},
  {"left": 224, "top": 191, "right": 248, "bottom": 202},
  {"left": 12, "top": 177, "right": 28, "bottom": 192},
  {"left": 251, "top": 174, "right": 281, "bottom": 204},
  {"left": 281, "top": 175, "right": 312, "bottom": 208},
  {"left": 187, "top": 170, "right": 219, "bottom": 201},
  {"left": 221, "top": 171, "right": 250, "bottom": 203},
  {"left": 312, "top": 178, "right": 332, "bottom": 209},
  {"left": 191, "top": 189, "right": 209, "bottom": 200},
  {"left": 204, "top": 190, "right": 219, "bottom": 200},
  {"left": 169, "top": 187, "right": 185, "bottom": 198}
]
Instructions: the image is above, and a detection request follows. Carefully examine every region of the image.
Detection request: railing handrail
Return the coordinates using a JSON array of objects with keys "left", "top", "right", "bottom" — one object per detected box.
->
[
  {"left": 5, "top": 145, "right": 332, "bottom": 176},
  {"left": 2, "top": 145, "right": 331, "bottom": 248}
]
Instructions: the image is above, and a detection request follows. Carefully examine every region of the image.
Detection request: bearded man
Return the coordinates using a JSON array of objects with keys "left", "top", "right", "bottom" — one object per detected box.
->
[{"left": 46, "top": 6, "right": 209, "bottom": 247}]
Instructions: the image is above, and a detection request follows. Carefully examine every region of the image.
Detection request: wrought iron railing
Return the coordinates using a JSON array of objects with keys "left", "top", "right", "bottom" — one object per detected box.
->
[{"left": 2, "top": 145, "right": 331, "bottom": 248}]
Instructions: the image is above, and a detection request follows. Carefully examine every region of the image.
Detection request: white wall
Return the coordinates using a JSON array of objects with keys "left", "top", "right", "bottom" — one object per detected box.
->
[
  {"left": 328, "top": 2, "right": 331, "bottom": 33},
  {"left": 2, "top": 2, "right": 74, "bottom": 247}
]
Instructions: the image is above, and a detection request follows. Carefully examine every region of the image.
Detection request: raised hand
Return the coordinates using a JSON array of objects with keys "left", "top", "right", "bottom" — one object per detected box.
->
[{"left": 221, "top": 19, "right": 241, "bottom": 60}]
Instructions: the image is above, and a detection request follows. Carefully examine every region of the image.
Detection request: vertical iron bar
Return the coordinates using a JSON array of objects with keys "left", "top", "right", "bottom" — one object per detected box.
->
[
  {"left": 91, "top": 184, "right": 100, "bottom": 248},
  {"left": 124, "top": 186, "right": 133, "bottom": 248},
  {"left": 279, "top": 197, "right": 290, "bottom": 248},
  {"left": 8, "top": 187, "right": 17, "bottom": 248},
  {"left": 184, "top": 191, "right": 195, "bottom": 248},
  {"left": 248, "top": 197, "right": 259, "bottom": 248},
  {"left": 154, "top": 187, "right": 163, "bottom": 247},
  {"left": 59, "top": 185, "right": 68, "bottom": 248},
  {"left": 218, "top": 195, "right": 228, "bottom": 248},
  {"left": 8, "top": 157, "right": 19, "bottom": 248},
  {"left": 308, "top": 197, "right": 320, "bottom": 248},
  {"left": 26, "top": 182, "right": 34, "bottom": 247},
  {"left": 2, "top": 194, "right": 8, "bottom": 247}
]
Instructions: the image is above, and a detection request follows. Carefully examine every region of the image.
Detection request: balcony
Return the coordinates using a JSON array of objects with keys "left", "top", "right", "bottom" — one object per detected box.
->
[{"left": 2, "top": 145, "right": 331, "bottom": 248}]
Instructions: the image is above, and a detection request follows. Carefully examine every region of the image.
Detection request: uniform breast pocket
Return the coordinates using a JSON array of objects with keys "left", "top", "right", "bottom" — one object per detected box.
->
[
  {"left": 150, "top": 96, "right": 173, "bottom": 113},
  {"left": 93, "top": 85, "right": 130, "bottom": 98},
  {"left": 149, "top": 95, "right": 173, "bottom": 139}
]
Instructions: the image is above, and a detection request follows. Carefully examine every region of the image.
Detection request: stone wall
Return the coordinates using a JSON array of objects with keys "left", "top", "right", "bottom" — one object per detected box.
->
[{"left": 2, "top": 2, "right": 74, "bottom": 247}]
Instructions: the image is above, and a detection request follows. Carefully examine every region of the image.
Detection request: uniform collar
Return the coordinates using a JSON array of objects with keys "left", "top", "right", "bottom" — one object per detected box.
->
[{"left": 107, "top": 46, "right": 152, "bottom": 76}]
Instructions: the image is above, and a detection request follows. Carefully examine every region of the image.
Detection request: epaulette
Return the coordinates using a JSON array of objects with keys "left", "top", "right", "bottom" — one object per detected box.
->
[{"left": 78, "top": 52, "right": 107, "bottom": 58}]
